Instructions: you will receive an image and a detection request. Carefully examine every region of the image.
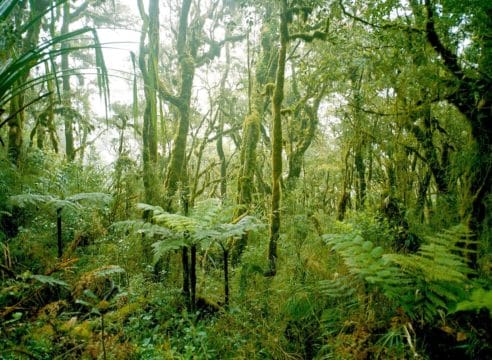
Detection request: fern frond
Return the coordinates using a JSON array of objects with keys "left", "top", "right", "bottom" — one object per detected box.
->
[
  {"left": 66, "top": 192, "right": 111, "bottom": 205},
  {"left": 110, "top": 220, "right": 146, "bottom": 233},
  {"left": 152, "top": 238, "right": 187, "bottom": 263},
  {"left": 138, "top": 223, "right": 173, "bottom": 238},
  {"left": 153, "top": 212, "right": 200, "bottom": 232},
  {"left": 136, "top": 202, "right": 164, "bottom": 215},
  {"left": 319, "top": 276, "right": 356, "bottom": 298},
  {"left": 191, "top": 198, "right": 222, "bottom": 224},
  {"left": 48, "top": 199, "right": 81, "bottom": 211},
  {"left": 453, "top": 288, "right": 492, "bottom": 315},
  {"left": 9, "top": 194, "right": 55, "bottom": 207},
  {"left": 323, "top": 224, "right": 474, "bottom": 322}
]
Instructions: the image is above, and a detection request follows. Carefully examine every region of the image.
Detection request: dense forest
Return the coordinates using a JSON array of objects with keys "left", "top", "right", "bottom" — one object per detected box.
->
[{"left": 1, "top": 0, "right": 491, "bottom": 358}]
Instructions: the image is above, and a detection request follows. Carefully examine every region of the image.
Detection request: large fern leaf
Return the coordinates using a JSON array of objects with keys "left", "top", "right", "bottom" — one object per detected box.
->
[{"left": 323, "top": 225, "right": 474, "bottom": 322}]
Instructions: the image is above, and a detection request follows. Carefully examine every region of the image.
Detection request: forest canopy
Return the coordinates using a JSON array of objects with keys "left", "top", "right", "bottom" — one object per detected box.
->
[{"left": 0, "top": 0, "right": 491, "bottom": 358}]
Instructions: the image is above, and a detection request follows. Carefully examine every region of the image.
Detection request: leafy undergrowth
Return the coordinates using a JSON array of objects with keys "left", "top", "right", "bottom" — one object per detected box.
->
[{"left": 1, "top": 159, "right": 491, "bottom": 359}]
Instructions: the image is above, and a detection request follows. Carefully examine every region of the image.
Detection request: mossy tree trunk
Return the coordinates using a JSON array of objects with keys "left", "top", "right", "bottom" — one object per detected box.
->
[
  {"left": 59, "top": 0, "right": 91, "bottom": 162},
  {"left": 158, "top": 0, "right": 233, "bottom": 307},
  {"left": 216, "top": 37, "right": 232, "bottom": 202},
  {"left": 285, "top": 102, "right": 318, "bottom": 186},
  {"left": 56, "top": 207, "right": 63, "bottom": 258},
  {"left": 267, "top": 0, "right": 289, "bottom": 276},
  {"left": 337, "top": 150, "right": 352, "bottom": 222},
  {"left": 61, "top": 2, "right": 74, "bottom": 162},
  {"left": 423, "top": 0, "right": 491, "bottom": 267},
  {"left": 137, "top": 0, "right": 160, "bottom": 208},
  {"left": 233, "top": 7, "right": 275, "bottom": 262},
  {"left": 7, "top": 1, "right": 47, "bottom": 165},
  {"left": 160, "top": 0, "right": 193, "bottom": 212}
]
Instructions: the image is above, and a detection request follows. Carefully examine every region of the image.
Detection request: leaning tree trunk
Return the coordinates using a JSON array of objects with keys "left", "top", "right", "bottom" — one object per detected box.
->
[{"left": 424, "top": 0, "right": 492, "bottom": 268}]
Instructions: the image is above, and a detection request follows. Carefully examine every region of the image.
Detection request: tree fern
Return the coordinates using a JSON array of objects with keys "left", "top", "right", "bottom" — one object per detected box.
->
[
  {"left": 9, "top": 192, "right": 111, "bottom": 212},
  {"left": 9, "top": 193, "right": 79, "bottom": 211},
  {"left": 136, "top": 199, "right": 262, "bottom": 262},
  {"left": 9, "top": 192, "right": 112, "bottom": 257}
]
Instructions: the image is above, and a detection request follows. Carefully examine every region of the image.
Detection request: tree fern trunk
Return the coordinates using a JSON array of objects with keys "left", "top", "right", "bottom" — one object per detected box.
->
[
  {"left": 57, "top": 207, "right": 63, "bottom": 258},
  {"left": 190, "top": 244, "right": 196, "bottom": 312},
  {"left": 182, "top": 246, "right": 190, "bottom": 310},
  {"left": 223, "top": 249, "right": 229, "bottom": 306}
]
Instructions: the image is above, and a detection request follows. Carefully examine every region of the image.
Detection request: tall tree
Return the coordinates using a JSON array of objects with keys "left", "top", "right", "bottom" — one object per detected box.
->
[
  {"left": 267, "top": 0, "right": 289, "bottom": 276},
  {"left": 137, "top": 0, "right": 160, "bottom": 207},
  {"left": 6, "top": 0, "right": 49, "bottom": 165}
]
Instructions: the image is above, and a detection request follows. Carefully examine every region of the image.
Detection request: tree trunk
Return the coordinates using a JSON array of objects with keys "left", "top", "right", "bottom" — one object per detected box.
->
[
  {"left": 223, "top": 248, "right": 229, "bottom": 306},
  {"left": 8, "top": 95, "right": 24, "bottom": 165},
  {"left": 267, "top": 0, "right": 289, "bottom": 276},
  {"left": 354, "top": 146, "right": 366, "bottom": 210},
  {"left": 216, "top": 38, "right": 231, "bottom": 202},
  {"left": 337, "top": 151, "right": 351, "bottom": 221},
  {"left": 138, "top": 0, "right": 160, "bottom": 207},
  {"left": 286, "top": 63, "right": 320, "bottom": 187},
  {"left": 182, "top": 246, "right": 190, "bottom": 310},
  {"left": 61, "top": 2, "right": 75, "bottom": 162},
  {"left": 163, "top": 0, "right": 193, "bottom": 211},
  {"left": 233, "top": 7, "right": 275, "bottom": 263},
  {"left": 416, "top": 171, "right": 431, "bottom": 223},
  {"left": 190, "top": 244, "right": 196, "bottom": 312},
  {"left": 7, "top": 2, "right": 46, "bottom": 165},
  {"left": 424, "top": 0, "right": 492, "bottom": 267},
  {"left": 57, "top": 207, "right": 63, "bottom": 258}
]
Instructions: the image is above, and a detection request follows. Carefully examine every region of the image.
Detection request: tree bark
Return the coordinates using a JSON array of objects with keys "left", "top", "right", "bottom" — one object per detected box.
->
[
  {"left": 57, "top": 207, "right": 63, "bottom": 258},
  {"left": 268, "top": 0, "right": 289, "bottom": 276},
  {"left": 138, "top": 0, "right": 160, "bottom": 207},
  {"left": 424, "top": 0, "right": 492, "bottom": 267},
  {"left": 61, "top": 2, "right": 75, "bottom": 162},
  {"left": 223, "top": 248, "right": 229, "bottom": 306},
  {"left": 8, "top": 1, "right": 47, "bottom": 165},
  {"left": 163, "top": 0, "right": 193, "bottom": 211},
  {"left": 181, "top": 246, "right": 190, "bottom": 310}
]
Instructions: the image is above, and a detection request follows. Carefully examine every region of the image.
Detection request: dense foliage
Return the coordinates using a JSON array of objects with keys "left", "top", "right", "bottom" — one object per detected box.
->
[{"left": 1, "top": 0, "right": 491, "bottom": 359}]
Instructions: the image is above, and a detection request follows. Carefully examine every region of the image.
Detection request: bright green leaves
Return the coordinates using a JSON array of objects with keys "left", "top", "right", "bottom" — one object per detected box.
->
[
  {"left": 323, "top": 225, "right": 477, "bottom": 322},
  {"left": 9, "top": 192, "right": 111, "bottom": 213},
  {"left": 370, "top": 246, "right": 384, "bottom": 258},
  {"left": 323, "top": 232, "right": 402, "bottom": 288},
  {"left": 453, "top": 288, "right": 492, "bottom": 316},
  {"left": 134, "top": 199, "right": 263, "bottom": 264}
]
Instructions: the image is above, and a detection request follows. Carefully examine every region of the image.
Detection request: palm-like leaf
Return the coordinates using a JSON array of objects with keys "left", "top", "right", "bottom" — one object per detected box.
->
[
  {"left": 0, "top": 27, "right": 109, "bottom": 109},
  {"left": 0, "top": 0, "right": 109, "bottom": 122},
  {"left": 0, "top": 0, "right": 19, "bottom": 22}
]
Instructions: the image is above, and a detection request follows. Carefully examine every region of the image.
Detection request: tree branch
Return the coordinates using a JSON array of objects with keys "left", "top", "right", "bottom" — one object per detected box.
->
[
  {"left": 339, "top": 0, "right": 424, "bottom": 34},
  {"left": 69, "top": 0, "right": 91, "bottom": 23},
  {"left": 196, "top": 34, "right": 246, "bottom": 66},
  {"left": 424, "top": 0, "right": 464, "bottom": 80},
  {"left": 289, "top": 30, "right": 327, "bottom": 42},
  {"left": 157, "top": 80, "right": 185, "bottom": 109}
]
